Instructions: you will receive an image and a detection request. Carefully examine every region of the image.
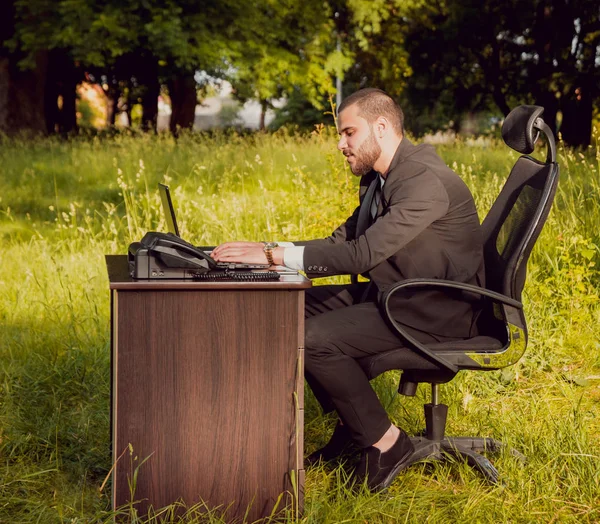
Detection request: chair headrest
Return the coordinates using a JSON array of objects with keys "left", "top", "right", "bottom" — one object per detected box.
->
[{"left": 501, "top": 105, "right": 545, "bottom": 154}]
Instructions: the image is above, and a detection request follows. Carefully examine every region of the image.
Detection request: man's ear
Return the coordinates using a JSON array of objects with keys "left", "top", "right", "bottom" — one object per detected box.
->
[{"left": 375, "top": 116, "right": 389, "bottom": 139}]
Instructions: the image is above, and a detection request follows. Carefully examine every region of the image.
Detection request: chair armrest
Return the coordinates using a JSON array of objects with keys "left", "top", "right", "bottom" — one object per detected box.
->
[
  {"left": 380, "top": 279, "right": 523, "bottom": 374},
  {"left": 383, "top": 279, "right": 523, "bottom": 309}
]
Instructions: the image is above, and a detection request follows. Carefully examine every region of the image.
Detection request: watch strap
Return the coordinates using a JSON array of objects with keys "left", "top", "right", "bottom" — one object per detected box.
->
[{"left": 262, "top": 241, "right": 278, "bottom": 265}]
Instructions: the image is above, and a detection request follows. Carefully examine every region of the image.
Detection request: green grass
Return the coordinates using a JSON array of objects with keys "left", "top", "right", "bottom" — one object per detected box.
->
[{"left": 0, "top": 126, "right": 599, "bottom": 523}]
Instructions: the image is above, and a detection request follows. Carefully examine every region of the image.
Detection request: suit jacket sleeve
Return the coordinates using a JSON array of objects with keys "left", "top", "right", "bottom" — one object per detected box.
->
[{"left": 302, "top": 167, "right": 450, "bottom": 276}]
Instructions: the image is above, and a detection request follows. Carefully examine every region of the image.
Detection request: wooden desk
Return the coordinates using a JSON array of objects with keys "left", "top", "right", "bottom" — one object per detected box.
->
[{"left": 106, "top": 256, "right": 311, "bottom": 521}]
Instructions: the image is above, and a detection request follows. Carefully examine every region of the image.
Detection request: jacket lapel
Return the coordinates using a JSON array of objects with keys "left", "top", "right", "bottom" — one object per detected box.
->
[
  {"left": 378, "top": 138, "right": 416, "bottom": 215},
  {"left": 356, "top": 176, "right": 379, "bottom": 237}
]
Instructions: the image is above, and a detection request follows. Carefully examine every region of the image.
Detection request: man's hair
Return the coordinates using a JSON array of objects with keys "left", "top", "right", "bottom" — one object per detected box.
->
[{"left": 338, "top": 88, "right": 404, "bottom": 135}]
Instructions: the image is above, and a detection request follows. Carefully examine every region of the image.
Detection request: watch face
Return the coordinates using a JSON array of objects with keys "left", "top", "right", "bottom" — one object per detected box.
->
[{"left": 264, "top": 242, "right": 278, "bottom": 249}]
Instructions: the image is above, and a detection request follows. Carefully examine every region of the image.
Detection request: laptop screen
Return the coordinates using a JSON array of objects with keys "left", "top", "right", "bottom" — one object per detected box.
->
[{"left": 158, "top": 183, "right": 180, "bottom": 237}]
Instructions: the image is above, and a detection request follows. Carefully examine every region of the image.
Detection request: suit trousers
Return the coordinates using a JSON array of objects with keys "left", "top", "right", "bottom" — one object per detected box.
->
[{"left": 304, "top": 282, "right": 454, "bottom": 448}]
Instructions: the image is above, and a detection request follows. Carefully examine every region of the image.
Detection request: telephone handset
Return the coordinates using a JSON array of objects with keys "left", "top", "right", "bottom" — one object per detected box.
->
[{"left": 139, "top": 232, "right": 217, "bottom": 271}]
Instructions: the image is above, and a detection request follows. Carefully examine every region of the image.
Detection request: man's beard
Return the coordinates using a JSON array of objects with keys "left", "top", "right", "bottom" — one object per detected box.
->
[{"left": 348, "top": 129, "right": 381, "bottom": 176}]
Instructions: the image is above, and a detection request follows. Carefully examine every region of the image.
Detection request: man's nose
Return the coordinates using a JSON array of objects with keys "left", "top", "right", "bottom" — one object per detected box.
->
[{"left": 337, "top": 135, "right": 346, "bottom": 151}]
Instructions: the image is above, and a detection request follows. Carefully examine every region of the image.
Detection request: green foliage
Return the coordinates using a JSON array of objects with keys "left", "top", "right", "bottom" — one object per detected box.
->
[
  {"left": 402, "top": 0, "right": 600, "bottom": 146},
  {"left": 3, "top": 0, "right": 600, "bottom": 141},
  {"left": 269, "top": 89, "right": 333, "bottom": 131},
  {"left": 217, "top": 101, "right": 243, "bottom": 129},
  {"left": 332, "top": 0, "right": 423, "bottom": 98},
  {"left": 8, "top": 0, "right": 240, "bottom": 71},
  {"left": 228, "top": 0, "right": 352, "bottom": 110},
  {"left": 0, "top": 132, "right": 599, "bottom": 522}
]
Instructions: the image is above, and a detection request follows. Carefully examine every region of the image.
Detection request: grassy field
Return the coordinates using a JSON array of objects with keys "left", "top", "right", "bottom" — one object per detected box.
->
[{"left": 0, "top": 126, "right": 599, "bottom": 523}]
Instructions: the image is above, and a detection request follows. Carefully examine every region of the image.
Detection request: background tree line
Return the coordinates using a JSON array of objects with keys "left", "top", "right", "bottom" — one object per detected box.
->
[{"left": 0, "top": 0, "right": 598, "bottom": 146}]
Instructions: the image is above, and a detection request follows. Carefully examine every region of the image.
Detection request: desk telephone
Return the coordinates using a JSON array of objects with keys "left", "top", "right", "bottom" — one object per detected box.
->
[{"left": 129, "top": 232, "right": 280, "bottom": 281}]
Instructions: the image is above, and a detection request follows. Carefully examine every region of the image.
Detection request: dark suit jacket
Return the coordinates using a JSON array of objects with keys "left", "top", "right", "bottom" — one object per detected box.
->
[{"left": 298, "top": 138, "right": 485, "bottom": 338}]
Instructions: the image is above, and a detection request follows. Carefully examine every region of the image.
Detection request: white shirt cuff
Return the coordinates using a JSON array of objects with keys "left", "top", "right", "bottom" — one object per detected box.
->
[{"left": 283, "top": 246, "right": 304, "bottom": 271}]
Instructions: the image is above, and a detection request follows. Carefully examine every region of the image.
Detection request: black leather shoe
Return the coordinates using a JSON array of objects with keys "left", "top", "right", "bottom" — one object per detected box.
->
[
  {"left": 352, "top": 430, "right": 415, "bottom": 492},
  {"left": 305, "top": 422, "right": 359, "bottom": 467}
]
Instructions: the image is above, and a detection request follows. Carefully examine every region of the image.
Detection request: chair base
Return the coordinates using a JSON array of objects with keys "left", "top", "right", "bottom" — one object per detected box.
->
[
  {"left": 400, "top": 400, "right": 526, "bottom": 484},
  {"left": 401, "top": 436, "right": 525, "bottom": 484}
]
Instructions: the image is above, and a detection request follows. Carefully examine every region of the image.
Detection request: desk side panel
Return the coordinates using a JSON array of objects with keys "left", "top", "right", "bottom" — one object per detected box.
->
[{"left": 112, "top": 288, "right": 303, "bottom": 521}]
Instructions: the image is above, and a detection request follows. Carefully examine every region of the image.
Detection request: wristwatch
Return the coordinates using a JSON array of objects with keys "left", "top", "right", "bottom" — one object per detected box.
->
[{"left": 262, "top": 241, "right": 278, "bottom": 265}]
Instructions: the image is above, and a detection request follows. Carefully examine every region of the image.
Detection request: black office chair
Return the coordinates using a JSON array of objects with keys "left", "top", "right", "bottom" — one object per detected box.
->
[{"left": 357, "top": 105, "right": 559, "bottom": 483}]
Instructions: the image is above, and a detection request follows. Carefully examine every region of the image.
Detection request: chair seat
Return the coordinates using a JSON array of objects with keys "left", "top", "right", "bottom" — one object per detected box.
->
[{"left": 358, "top": 336, "right": 505, "bottom": 379}]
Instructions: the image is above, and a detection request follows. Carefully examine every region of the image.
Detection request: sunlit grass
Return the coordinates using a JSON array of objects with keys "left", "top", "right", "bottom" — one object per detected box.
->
[{"left": 0, "top": 126, "right": 599, "bottom": 522}]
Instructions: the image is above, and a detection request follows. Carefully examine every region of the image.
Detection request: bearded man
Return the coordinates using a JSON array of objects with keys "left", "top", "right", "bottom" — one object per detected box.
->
[{"left": 212, "top": 88, "right": 485, "bottom": 491}]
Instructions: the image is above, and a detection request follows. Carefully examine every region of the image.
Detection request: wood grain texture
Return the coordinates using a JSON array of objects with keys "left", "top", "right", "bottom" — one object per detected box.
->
[{"left": 111, "top": 287, "right": 305, "bottom": 521}]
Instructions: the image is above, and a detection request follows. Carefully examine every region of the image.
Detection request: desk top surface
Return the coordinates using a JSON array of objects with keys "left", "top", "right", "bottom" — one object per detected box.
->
[{"left": 106, "top": 255, "right": 312, "bottom": 290}]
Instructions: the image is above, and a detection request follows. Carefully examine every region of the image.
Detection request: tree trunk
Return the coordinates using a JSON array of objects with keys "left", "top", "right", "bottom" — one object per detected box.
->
[
  {"left": 168, "top": 73, "right": 197, "bottom": 135},
  {"left": 533, "top": 89, "right": 559, "bottom": 138},
  {"left": 126, "top": 93, "right": 133, "bottom": 128},
  {"left": 0, "top": 58, "right": 10, "bottom": 132},
  {"left": 141, "top": 82, "right": 159, "bottom": 132},
  {"left": 484, "top": 42, "right": 511, "bottom": 117},
  {"left": 136, "top": 56, "right": 159, "bottom": 132},
  {"left": 44, "top": 66, "right": 60, "bottom": 133},
  {"left": 490, "top": 85, "right": 510, "bottom": 117},
  {"left": 530, "top": 1, "right": 564, "bottom": 138},
  {"left": 105, "top": 85, "right": 120, "bottom": 126},
  {"left": 60, "top": 76, "right": 78, "bottom": 134},
  {"left": 259, "top": 99, "right": 269, "bottom": 131},
  {"left": 0, "top": 52, "right": 48, "bottom": 135},
  {"left": 44, "top": 49, "right": 80, "bottom": 134},
  {"left": 559, "top": 82, "right": 593, "bottom": 148}
]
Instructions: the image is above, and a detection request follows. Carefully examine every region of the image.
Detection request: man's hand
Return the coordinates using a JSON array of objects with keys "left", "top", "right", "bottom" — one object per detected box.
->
[{"left": 211, "top": 241, "right": 284, "bottom": 266}]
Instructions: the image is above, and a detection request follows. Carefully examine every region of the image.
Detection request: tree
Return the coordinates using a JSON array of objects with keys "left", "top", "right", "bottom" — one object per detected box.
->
[
  {"left": 332, "top": 0, "right": 415, "bottom": 98},
  {"left": 2, "top": 0, "right": 252, "bottom": 134},
  {"left": 225, "top": 0, "right": 352, "bottom": 130},
  {"left": 260, "top": 0, "right": 425, "bottom": 131},
  {"left": 0, "top": 0, "right": 50, "bottom": 135},
  {"left": 403, "top": 0, "right": 600, "bottom": 146},
  {"left": 143, "top": 0, "right": 246, "bottom": 133}
]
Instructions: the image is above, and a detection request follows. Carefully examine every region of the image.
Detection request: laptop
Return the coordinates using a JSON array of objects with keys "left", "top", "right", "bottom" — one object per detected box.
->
[{"left": 158, "top": 183, "right": 270, "bottom": 270}]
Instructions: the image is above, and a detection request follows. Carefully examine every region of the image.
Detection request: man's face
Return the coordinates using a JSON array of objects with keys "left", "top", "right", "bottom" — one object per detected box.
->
[{"left": 337, "top": 103, "right": 381, "bottom": 176}]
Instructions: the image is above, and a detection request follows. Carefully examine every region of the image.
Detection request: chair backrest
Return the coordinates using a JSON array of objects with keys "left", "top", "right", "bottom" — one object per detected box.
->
[
  {"left": 478, "top": 105, "right": 559, "bottom": 339},
  {"left": 482, "top": 106, "right": 559, "bottom": 300}
]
